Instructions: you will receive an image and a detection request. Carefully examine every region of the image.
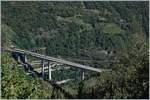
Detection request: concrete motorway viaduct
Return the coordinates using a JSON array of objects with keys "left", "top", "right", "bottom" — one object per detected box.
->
[{"left": 2, "top": 47, "right": 111, "bottom": 84}]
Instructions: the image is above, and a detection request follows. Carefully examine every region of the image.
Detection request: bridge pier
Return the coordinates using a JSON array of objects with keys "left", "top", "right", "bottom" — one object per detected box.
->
[
  {"left": 23, "top": 54, "right": 28, "bottom": 69},
  {"left": 17, "top": 55, "right": 21, "bottom": 62},
  {"left": 24, "top": 54, "right": 27, "bottom": 62},
  {"left": 81, "top": 69, "right": 85, "bottom": 80},
  {"left": 48, "top": 61, "right": 52, "bottom": 80},
  {"left": 41, "top": 59, "right": 45, "bottom": 78}
]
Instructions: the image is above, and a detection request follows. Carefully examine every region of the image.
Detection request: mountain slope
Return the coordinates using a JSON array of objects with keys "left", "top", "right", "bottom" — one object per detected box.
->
[{"left": 1, "top": 1, "right": 149, "bottom": 99}]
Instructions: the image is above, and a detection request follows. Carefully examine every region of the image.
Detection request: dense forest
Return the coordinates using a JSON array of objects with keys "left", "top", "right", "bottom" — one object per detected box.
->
[{"left": 1, "top": 1, "right": 149, "bottom": 99}]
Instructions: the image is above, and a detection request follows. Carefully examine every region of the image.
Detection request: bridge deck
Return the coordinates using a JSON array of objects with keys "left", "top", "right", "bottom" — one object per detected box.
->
[{"left": 2, "top": 48, "right": 110, "bottom": 73}]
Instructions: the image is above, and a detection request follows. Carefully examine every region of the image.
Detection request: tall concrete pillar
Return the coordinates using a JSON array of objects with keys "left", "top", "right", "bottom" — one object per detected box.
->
[
  {"left": 41, "top": 59, "right": 44, "bottom": 78},
  {"left": 81, "top": 69, "right": 85, "bottom": 80},
  {"left": 24, "top": 54, "right": 27, "bottom": 62},
  {"left": 75, "top": 68, "right": 78, "bottom": 81},
  {"left": 48, "top": 61, "right": 52, "bottom": 80},
  {"left": 17, "top": 55, "right": 21, "bottom": 62},
  {"left": 23, "top": 54, "right": 28, "bottom": 69}
]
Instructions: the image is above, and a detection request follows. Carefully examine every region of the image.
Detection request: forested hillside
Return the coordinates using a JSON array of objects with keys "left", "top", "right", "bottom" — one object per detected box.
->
[{"left": 1, "top": 1, "right": 149, "bottom": 99}]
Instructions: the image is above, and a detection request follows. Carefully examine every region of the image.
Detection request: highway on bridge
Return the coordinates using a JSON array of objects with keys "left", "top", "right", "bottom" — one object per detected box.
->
[{"left": 2, "top": 48, "right": 110, "bottom": 73}]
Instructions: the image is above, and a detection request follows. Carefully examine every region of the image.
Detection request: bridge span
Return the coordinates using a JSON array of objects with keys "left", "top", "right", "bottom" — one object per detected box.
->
[{"left": 2, "top": 47, "right": 111, "bottom": 84}]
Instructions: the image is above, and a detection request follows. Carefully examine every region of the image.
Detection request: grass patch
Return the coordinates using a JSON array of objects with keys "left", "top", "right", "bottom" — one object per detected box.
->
[{"left": 103, "top": 23, "right": 124, "bottom": 36}]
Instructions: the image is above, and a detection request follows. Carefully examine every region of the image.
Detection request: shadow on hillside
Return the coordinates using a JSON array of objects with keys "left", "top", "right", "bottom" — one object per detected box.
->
[
  {"left": 25, "top": 63, "right": 75, "bottom": 98},
  {"left": 48, "top": 80, "right": 75, "bottom": 99}
]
